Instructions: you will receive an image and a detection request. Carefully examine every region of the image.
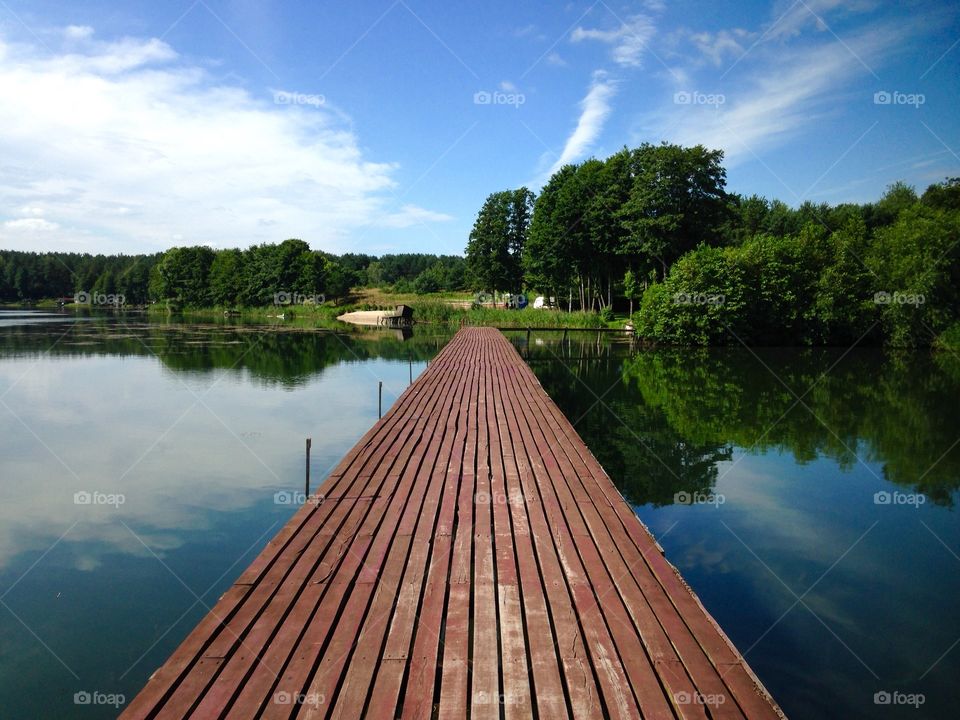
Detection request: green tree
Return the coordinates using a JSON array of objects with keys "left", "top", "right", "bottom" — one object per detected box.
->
[
  {"left": 621, "top": 143, "right": 730, "bottom": 280},
  {"left": 623, "top": 269, "right": 639, "bottom": 317},
  {"left": 153, "top": 246, "right": 216, "bottom": 306},
  {"left": 413, "top": 262, "right": 446, "bottom": 294},
  {"left": 208, "top": 249, "right": 244, "bottom": 306},
  {"left": 466, "top": 188, "right": 533, "bottom": 298}
]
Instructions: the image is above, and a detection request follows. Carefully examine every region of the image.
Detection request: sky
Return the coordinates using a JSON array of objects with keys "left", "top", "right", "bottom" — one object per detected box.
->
[{"left": 0, "top": 0, "right": 958, "bottom": 256}]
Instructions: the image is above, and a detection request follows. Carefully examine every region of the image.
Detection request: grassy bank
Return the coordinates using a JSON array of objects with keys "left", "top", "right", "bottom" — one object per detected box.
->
[
  {"left": 6, "top": 290, "right": 620, "bottom": 331},
  {"left": 407, "top": 298, "right": 607, "bottom": 328}
]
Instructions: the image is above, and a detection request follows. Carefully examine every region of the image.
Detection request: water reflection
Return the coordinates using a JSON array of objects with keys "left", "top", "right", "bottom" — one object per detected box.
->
[
  {"left": 516, "top": 333, "right": 960, "bottom": 506},
  {"left": 511, "top": 330, "right": 960, "bottom": 720},
  {"left": 0, "top": 316, "right": 451, "bottom": 719}
]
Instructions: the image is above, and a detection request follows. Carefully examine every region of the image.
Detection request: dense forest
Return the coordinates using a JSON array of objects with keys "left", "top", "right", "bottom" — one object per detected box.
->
[
  {"left": 0, "top": 243, "right": 467, "bottom": 307},
  {"left": 3, "top": 141, "right": 958, "bottom": 347},
  {"left": 466, "top": 143, "right": 960, "bottom": 347}
]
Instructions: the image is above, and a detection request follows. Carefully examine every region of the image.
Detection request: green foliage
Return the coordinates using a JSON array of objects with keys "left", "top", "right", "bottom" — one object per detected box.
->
[
  {"left": 921, "top": 177, "right": 960, "bottom": 211},
  {"left": 620, "top": 143, "right": 730, "bottom": 279},
  {"left": 934, "top": 322, "right": 960, "bottom": 352},
  {"left": 408, "top": 298, "right": 604, "bottom": 328},
  {"left": 865, "top": 204, "right": 960, "bottom": 346},
  {"left": 0, "top": 250, "right": 160, "bottom": 304},
  {"left": 519, "top": 143, "right": 729, "bottom": 312},
  {"left": 412, "top": 263, "right": 446, "bottom": 294},
  {"left": 524, "top": 165, "right": 579, "bottom": 300},
  {"left": 465, "top": 188, "right": 534, "bottom": 294},
  {"left": 634, "top": 176, "right": 960, "bottom": 347},
  {"left": 636, "top": 245, "right": 748, "bottom": 344},
  {"left": 617, "top": 346, "right": 960, "bottom": 505},
  {"left": 153, "top": 246, "right": 216, "bottom": 306},
  {"left": 0, "top": 246, "right": 466, "bottom": 306}
]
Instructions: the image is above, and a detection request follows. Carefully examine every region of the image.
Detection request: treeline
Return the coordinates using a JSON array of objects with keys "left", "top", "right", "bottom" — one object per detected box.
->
[
  {"left": 0, "top": 251, "right": 159, "bottom": 304},
  {"left": 464, "top": 142, "right": 960, "bottom": 346},
  {"left": 0, "top": 242, "right": 468, "bottom": 306}
]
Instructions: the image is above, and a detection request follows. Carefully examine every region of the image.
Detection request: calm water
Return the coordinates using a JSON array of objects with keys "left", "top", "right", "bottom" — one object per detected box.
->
[
  {"left": 513, "top": 332, "right": 960, "bottom": 720},
  {"left": 1, "top": 313, "right": 958, "bottom": 718}
]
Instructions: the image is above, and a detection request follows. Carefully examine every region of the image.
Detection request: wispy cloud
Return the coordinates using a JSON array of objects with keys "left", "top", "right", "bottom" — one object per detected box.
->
[
  {"left": 546, "top": 71, "right": 618, "bottom": 177},
  {"left": 764, "top": 0, "right": 879, "bottom": 40},
  {"left": 571, "top": 13, "right": 656, "bottom": 67},
  {"left": 3, "top": 218, "right": 60, "bottom": 232},
  {"left": 642, "top": 19, "right": 916, "bottom": 167},
  {"left": 377, "top": 204, "right": 453, "bottom": 228},
  {"left": 688, "top": 29, "right": 753, "bottom": 66},
  {"left": 546, "top": 51, "right": 567, "bottom": 67},
  {"left": 0, "top": 27, "right": 448, "bottom": 253}
]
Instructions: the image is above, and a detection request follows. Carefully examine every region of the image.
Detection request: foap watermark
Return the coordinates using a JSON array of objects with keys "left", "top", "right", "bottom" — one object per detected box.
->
[
  {"left": 274, "top": 490, "right": 324, "bottom": 506},
  {"left": 475, "top": 490, "right": 524, "bottom": 506},
  {"left": 873, "top": 490, "right": 925, "bottom": 508},
  {"left": 273, "top": 291, "right": 325, "bottom": 306},
  {"left": 474, "top": 690, "right": 521, "bottom": 706},
  {"left": 674, "top": 90, "right": 725, "bottom": 106},
  {"left": 674, "top": 691, "right": 726, "bottom": 707},
  {"left": 873, "top": 291, "right": 925, "bottom": 306},
  {"left": 74, "top": 290, "right": 125, "bottom": 306},
  {"left": 274, "top": 90, "right": 325, "bottom": 108},
  {"left": 74, "top": 490, "right": 125, "bottom": 508},
  {"left": 473, "top": 90, "right": 525, "bottom": 108},
  {"left": 74, "top": 690, "right": 125, "bottom": 708},
  {"left": 474, "top": 291, "right": 526, "bottom": 307},
  {"left": 273, "top": 691, "right": 325, "bottom": 708},
  {"left": 873, "top": 90, "right": 925, "bottom": 108},
  {"left": 675, "top": 491, "right": 725, "bottom": 507},
  {"left": 874, "top": 690, "right": 925, "bottom": 708},
  {"left": 673, "top": 291, "right": 725, "bottom": 306}
]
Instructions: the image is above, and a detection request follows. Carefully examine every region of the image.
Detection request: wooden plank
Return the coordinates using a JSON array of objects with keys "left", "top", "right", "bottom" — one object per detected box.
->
[
  {"left": 470, "top": 339, "right": 500, "bottom": 720},
  {"left": 489, "top": 344, "right": 570, "bottom": 720},
  {"left": 510, "top": 343, "right": 777, "bottom": 719},
  {"left": 121, "top": 327, "right": 785, "bottom": 720},
  {"left": 154, "top": 344, "right": 459, "bottom": 720},
  {"left": 393, "top": 334, "right": 481, "bottom": 720},
  {"left": 316, "top": 336, "right": 476, "bottom": 720}
]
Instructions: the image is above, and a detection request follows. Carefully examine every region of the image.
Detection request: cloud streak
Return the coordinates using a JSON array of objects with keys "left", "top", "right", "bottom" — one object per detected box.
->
[
  {"left": 546, "top": 72, "right": 618, "bottom": 177},
  {"left": 571, "top": 13, "right": 656, "bottom": 67},
  {"left": 638, "top": 15, "right": 921, "bottom": 170}
]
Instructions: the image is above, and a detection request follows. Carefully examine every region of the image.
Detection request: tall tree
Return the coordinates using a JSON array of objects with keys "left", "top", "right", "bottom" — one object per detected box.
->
[
  {"left": 524, "top": 165, "right": 580, "bottom": 308},
  {"left": 466, "top": 188, "right": 533, "bottom": 297},
  {"left": 620, "top": 143, "right": 729, "bottom": 279}
]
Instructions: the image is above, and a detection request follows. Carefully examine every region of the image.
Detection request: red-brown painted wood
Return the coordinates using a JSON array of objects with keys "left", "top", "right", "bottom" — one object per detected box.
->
[{"left": 121, "top": 328, "right": 785, "bottom": 720}]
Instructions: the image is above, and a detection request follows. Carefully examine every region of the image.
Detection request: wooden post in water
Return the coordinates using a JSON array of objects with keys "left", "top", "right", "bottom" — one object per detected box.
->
[
  {"left": 378, "top": 381, "right": 383, "bottom": 418},
  {"left": 305, "top": 438, "right": 311, "bottom": 496},
  {"left": 409, "top": 356, "right": 413, "bottom": 386}
]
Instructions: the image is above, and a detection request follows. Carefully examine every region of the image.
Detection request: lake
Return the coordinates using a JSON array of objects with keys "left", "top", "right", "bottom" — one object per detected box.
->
[{"left": 1, "top": 312, "right": 957, "bottom": 718}]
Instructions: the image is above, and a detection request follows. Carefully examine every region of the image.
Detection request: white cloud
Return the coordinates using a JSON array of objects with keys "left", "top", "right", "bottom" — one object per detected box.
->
[
  {"left": 0, "top": 29, "right": 449, "bottom": 253},
  {"left": 377, "top": 204, "right": 454, "bottom": 228},
  {"left": 499, "top": 80, "right": 518, "bottom": 92},
  {"left": 689, "top": 29, "right": 752, "bottom": 66},
  {"left": 546, "top": 51, "right": 567, "bottom": 67},
  {"left": 571, "top": 13, "right": 656, "bottom": 67},
  {"left": 61, "top": 36, "right": 178, "bottom": 74},
  {"left": 546, "top": 72, "right": 617, "bottom": 177},
  {"left": 63, "top": 25, "right": 95, "bottom": 41},
  {"left": 4, "top": 217, "right": 60, "bottom": 231},
  {"left": 513, "top": 24, "right": 538, "bottom": 38}
]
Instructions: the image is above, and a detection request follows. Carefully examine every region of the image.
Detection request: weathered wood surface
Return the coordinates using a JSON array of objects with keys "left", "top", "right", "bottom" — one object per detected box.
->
[{"left": 122, "top": 327, "right": 784, "bottom": 719}]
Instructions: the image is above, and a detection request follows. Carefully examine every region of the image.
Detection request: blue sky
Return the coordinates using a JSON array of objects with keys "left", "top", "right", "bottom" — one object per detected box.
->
[{"left": 0, "top": 0, "right": 958, "bottom": 255}]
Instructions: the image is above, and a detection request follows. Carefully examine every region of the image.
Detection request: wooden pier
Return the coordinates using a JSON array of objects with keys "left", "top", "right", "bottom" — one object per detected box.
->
[{"left": 122, "top": 327, "right": 784, "bottom": 719}]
